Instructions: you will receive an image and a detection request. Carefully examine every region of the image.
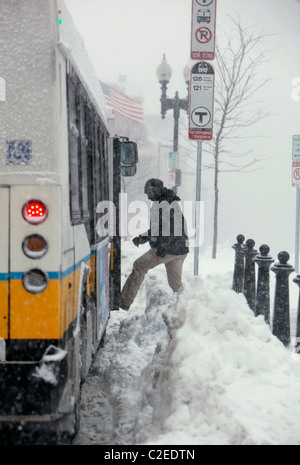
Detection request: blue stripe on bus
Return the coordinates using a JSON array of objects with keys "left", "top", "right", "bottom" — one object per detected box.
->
[
  {"left": 0, "top": 253, "right": 91, "bottom": 281},
  {"left": 61, "top": 253, "right": 91, "bottom": 279}
]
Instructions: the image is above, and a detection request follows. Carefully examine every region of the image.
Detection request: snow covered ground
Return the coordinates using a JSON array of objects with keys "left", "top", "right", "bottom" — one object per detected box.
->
[{"left": 73, "top": 240, "right": 300, "bottom": 446}]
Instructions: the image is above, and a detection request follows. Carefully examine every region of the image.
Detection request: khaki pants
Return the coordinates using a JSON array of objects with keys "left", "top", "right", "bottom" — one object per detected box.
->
[{"left": 121, "top": 248, "right": 188, "bottom": 308}]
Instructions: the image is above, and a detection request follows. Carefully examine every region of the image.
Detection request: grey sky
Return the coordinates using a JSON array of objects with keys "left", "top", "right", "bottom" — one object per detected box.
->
[
  {"left": 64, "top": 0, "right": 300, "bottom": 256},
  {"left": 65, "top": 0, "right": 300, "bottom": 113}
]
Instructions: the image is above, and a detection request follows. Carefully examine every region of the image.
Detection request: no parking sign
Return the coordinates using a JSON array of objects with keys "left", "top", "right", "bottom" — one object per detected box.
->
[
  {"left": 191, "top": 0, "right": 217, "bottom": 60},
  {"left": 293, "top": 163, "right": 300, "bottom": 186}
]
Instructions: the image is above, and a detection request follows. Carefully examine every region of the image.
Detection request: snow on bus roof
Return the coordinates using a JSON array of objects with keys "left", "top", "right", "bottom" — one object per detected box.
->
[{"left": 57, "top": 0, "right": 108, "bottom": 129}]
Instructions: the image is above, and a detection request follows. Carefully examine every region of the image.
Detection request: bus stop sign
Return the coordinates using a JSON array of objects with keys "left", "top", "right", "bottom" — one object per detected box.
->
[
  {"left": 189, "top": 61, "right": 214, "bottom": 140},
  {"left": 191, "top": 0, "right": 217, "bottom": 60}
]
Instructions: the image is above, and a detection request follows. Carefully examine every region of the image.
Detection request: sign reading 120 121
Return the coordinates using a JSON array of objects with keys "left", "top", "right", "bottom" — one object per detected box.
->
[{"left": 189, "top": 61, "right": 214, "bottom": 140}]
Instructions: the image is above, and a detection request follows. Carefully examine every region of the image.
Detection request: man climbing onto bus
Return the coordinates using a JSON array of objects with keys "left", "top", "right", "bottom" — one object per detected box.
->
[{"left": 120, "top": 178, "right": 189, "bottom": 310}]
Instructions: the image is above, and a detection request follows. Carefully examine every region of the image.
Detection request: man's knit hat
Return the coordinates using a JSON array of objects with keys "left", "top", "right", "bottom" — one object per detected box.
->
[{"left": 144, "top": 178, "right": 164, "bottom": 193}]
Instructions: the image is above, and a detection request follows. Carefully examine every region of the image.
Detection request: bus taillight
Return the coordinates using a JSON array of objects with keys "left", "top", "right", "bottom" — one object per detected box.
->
[
  {"left": 22, "top": 200, "right": 48, "bottom": 224},
  {"left": 22, "top": 234, "right": 48, "bottom": 259}
]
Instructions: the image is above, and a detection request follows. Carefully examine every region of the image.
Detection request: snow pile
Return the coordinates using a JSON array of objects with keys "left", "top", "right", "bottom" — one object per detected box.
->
[
  {"left": 141, "top": 277, "right": 300, "bottom": 445},
  {"left": 33, "top": 364, "right": 58, "bottom": 386},
  {"left": 75, "top": 241, "right": 300, "bottom": 446},
  {"left": 32, "top": 346, "right": 67, "bottom": 386}
]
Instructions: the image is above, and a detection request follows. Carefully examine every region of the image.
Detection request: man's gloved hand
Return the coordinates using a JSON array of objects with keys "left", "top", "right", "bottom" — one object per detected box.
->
[
  {"left": 156, "top": 246, "right": 166, "bottom": 257},
  {"left": 132, "top": 236, "right": 142, "bottom": 247}
]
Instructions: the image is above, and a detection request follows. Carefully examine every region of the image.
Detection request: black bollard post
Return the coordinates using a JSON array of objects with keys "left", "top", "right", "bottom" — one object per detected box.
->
[
  {"left": 243, "top": 239, "right": 257, "bottom": 312},
  {"left": 232, "top": 234, "right": 245, "bottom": 293},
  {"left": 292, "top": 274, "right": 300, "bottom": 352},
  {"left": 254, "top": 245, "right": 274, "bottom": 324},
  {"left": 271, "top": 251, "right": 295, "bottom": 346}
]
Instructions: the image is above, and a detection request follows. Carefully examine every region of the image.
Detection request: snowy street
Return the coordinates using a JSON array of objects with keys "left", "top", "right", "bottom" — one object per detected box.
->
[{"left": 73, "top": 240, "right": 300, "bottom": 446}]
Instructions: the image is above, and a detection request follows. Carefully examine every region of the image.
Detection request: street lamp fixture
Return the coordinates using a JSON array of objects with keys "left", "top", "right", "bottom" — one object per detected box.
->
[
  {"left": 183, "top": 65, "right": 190, "bottom": 83},
  {"left": 156, "top": 54, "right": 189, "bottom": 126},
  {"left": 156, "top": 54, "right": 172, "bottom": 83}
]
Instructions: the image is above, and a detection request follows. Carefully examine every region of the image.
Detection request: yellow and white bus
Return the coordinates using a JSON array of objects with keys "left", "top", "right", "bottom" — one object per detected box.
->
[{"left": 0, "top": 0, "right": 137, "bottom": 443}]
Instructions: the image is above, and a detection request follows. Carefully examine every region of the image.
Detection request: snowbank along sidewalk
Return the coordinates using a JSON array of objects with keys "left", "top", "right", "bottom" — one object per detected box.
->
[{"left": 74, "top": 241, "right": 300, "bottom": 446}]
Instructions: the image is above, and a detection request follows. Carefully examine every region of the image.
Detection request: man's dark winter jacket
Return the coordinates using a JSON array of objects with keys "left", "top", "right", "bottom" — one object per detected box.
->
[{"left": 140, "top": 187, "right": 189, "bottom": 257}]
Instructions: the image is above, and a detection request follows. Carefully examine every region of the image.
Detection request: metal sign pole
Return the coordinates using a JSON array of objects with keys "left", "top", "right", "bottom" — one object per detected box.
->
[
  {"left": 292, "top": 135, "right": 300, "bottom": 272},
  {"left": 296, "top": 187, "right": 300, "bottom": 273},
  {"left": 194, "top": 140, "right": 202, "bottom": 276},
  {"left": 190, "top": 0, "right": 216, "bottom": 274}
]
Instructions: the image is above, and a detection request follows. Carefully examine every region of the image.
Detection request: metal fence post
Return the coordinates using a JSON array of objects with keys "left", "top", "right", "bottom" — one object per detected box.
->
[
  {"left": 271, "top": 251, "right": 295, "bottom": 346},
  {"left": 243, "top": 239, "right": 257, "bottom": 312},
  {"left": 254, "top": 245, "right": 274, "bottom": 324},
  {"left": 232, "top": 234, "right": 245, "bottom": 293}
]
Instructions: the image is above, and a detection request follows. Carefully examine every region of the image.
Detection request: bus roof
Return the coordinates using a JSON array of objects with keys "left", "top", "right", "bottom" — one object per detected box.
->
[{"left": 57, "top": 0, "right": 108, "bottom": 128}]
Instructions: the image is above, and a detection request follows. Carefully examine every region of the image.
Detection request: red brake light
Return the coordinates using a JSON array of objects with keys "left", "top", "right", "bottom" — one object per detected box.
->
[{"left": 23, "top": 200, "right": 48, "bottom": 224}]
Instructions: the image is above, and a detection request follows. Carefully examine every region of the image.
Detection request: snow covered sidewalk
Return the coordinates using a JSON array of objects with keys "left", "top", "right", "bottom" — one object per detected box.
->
[{"left": 74, "top": 241, "right": 300, "bottom": 446}]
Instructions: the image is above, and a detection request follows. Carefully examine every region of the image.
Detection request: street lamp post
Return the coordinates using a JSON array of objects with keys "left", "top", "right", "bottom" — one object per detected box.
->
[{"left": 156, "top": 54, "right": 189, "bottom": 193}]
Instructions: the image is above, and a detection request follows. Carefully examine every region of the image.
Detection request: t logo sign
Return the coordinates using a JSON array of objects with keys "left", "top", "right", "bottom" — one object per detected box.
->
[{"left": 189, "top": 62, "right": 214, "bottom": 140}]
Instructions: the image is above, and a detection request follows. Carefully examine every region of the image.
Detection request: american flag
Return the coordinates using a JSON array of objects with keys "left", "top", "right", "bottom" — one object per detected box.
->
[{"left": 100, "top": 81, "right": 143, "bottom": 124}]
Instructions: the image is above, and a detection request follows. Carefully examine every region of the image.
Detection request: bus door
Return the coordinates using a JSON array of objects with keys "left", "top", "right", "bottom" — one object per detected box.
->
[{"left": 0, "top": 188, "right": 9, "bottom": 343}]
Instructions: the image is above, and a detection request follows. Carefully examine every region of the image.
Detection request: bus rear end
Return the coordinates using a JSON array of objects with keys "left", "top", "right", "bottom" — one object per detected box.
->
[
  {"left": 0, "top": 0, "right": 75, "bottom": 442},
  {"left": 0, "top": 187, "right": 68, "bottom": 441}
]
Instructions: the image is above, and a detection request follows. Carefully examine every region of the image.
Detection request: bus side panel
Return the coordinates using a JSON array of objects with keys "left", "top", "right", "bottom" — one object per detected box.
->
[
  {"left": 60, "top": 249, "right": 75, "bottom": 340},
  {"left": 73, "top": 225, "right": 92, "bottom": 317},
  {"left": 0, "top": 188, "right": 9, "bottom": 340},
  {"left": 96, "top": 242, "right": 109, "bottom": 341}
]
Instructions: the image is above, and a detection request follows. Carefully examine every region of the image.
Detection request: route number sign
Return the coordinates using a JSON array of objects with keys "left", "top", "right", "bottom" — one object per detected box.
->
[
  {"left": 168, "top": 151, "right": 179, "bottom": 170},
  {"left": 189, "top": 61, "right": 214, "bottom": 140},
  {"left": 191, "top": 0, "right": 217, "bottom": 60},
  {"left": 293, "top": 135, "right": 300, "bottom": 161}
]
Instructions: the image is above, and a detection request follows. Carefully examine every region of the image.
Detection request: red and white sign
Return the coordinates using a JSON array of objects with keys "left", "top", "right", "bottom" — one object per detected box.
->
[
  {"left": 191, "top": 0, "right": 217, "bottom": 60},
  {"left": 195, "top": 27, "right": 212, "bottom": 44},
  {"left": 189, "top": 61, "right": 214, "bottom": 140},
  {"left": 168, "top": 169, "right": 176, "bottom": 185},
  {"left": 293, "top": 162, "right": 300, "bottom": 187}
]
